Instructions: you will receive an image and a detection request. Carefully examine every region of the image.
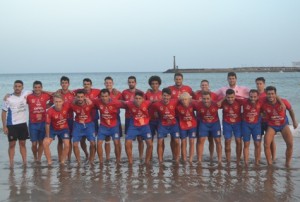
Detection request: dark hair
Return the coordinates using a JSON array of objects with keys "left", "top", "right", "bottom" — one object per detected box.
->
[
  {"left": 101, "top": 88, "right": 110, "bottom": 95},
  {"left": 83, "top": 78, "right": 92, "bottom": 84},
  {"left": 201, "top": 79, "right": 209, "bottom": 84},
  {"left": 227, "top": 72, "right": 237, "bottom": 78},
  {"left": 33, "top": 80, "right": 42, "bottom": 87},
  {"left": 202, "top": 91, "right": 211, "bottom": 96},
  {"left": 174, "top": 72, "right": 183, "bottom": 79},
  {"left": 135, "top": 91, "right": 144, "bottom": 97},
  {"left": 249, "top": 89, "right": 258, "bottom": 94},
  {"left": 104, "top": 76, "right": 113, "bottom": 82},
  {"left": 226, "top": 89, "right": 235, "bottom": 95},
  {"left": 266, "top": 86, "right": 277, "bottom": 93},
  {"left": 148, "top": 75, "right": 162, "bottom": 86},
  {"left": 128, "top": 76, "right": 136, "bottom": 82},
  {"left": 14, "top": 80, "right": 23, "bottom": 85},
  {"left": 76, "top": 89, "right": 85, "bottom": 95},
  {"left": 60, "top": 76, "right": 70, "bottom": 83},
  {"left": 255, "top": 77, "right": 265, "bottom": 83},
  {"left": 162, "top": 88, "right": 171, "bottom": 95}
]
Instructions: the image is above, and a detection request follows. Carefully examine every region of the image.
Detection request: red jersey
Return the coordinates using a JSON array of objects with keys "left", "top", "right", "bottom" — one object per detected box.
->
[
  {"left": 194, "top": 101, "right": 220, "bottom": 123},
  {"left": 176, "top": 103, "right": 197, "bottom": 130},
  {"left": 46, "top": 104, "right": 70, "bottom": 130},
  {"left": 242, "top": 99, "right": 262, "bottom": 124},
  {"left": 27, "top": 93, "right": 51, "bottom": 123},
  {"left": 152, "top": 99, "right": 178, "bottom": 126},
  {"left": 261, "top": 98, "right": 291, "bottom": 126},
  {"left": 71, "top": 102, "right": 94, "bottom": 124},
  {"left": 121, "top": 89, "right": 144, "bottom": 118},
  {"left": 124, "top": 101, "right": 151, "bottom": 126},
  {"left": 193, "top": 91, "right": 218, "bottom": 102},
  {"left": 222, "top": 100, "right": 242, "bottom": 124},
  {"left": 109, "top": 89, "right": 122, "bottom": 101},
  {"left": 94, "top": 99, "right": 124, "bottom": 128},
  {"left": 168, "top": 85, "right": 193, "bottom": 99},
  {"left": 145, "top": 90, "right": 162, "bottom": 121}
]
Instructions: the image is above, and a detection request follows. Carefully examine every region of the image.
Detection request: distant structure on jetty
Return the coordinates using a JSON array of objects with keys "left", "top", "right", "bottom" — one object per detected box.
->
[{"left": 164, "top": 57, "right": 300, "bottom": 73}]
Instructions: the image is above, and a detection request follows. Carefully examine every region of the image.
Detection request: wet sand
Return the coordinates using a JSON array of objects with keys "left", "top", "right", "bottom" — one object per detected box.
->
[{"left": 0, "top": 130, "right": 300, "bottom": 202}]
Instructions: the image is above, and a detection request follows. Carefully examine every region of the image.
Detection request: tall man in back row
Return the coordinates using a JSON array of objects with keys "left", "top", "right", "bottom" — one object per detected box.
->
[{"left": 2, "top": 80, "right": 32, "bottom": 168}]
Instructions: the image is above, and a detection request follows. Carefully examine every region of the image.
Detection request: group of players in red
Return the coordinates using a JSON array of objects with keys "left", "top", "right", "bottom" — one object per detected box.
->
[{"left": 2, "top": 72, "right": 298, "bottom": 168}]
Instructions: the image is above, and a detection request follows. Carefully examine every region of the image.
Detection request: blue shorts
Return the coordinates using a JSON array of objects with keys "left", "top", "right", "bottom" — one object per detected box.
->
[
  {"left": 94, "top": 118, "right": 99, "bottom": 133},
  {"left": 149, "top": 120, "right": 159, "bottom": 137},
  {"left": 198, "top": 121, "right": 221, "bottom": 138},
  {"left": 29, "top": 122, "right": 46, "bottom": 142},
  {"left": 180, "top": 127, "right": 197, "bottom": 139},
  {"left": 72, "top": 122, "right": 96, "bottom": 142},
  {"left": 126, "top": 120, "right": 152, "bottom": 140},
  {"left": 49, "top": 128, "right": 70, "bottom": 140},
  {"left": 125, "top": 118, "right": 130, "bottom": 135},
  {"left": 242, "top": 121, "right": 262, "bottom": 142},
  {"left": 269, "top": 123, "right": 288, "bottom": 133},
  {"left": 157, "top": 123, "right": 180, "bottom": 139},
  {"left": 97, "top": 123, "right": 121, "bottom": 141},
  {"left": 222, "top": 121, "right": 242, "bottom": 140}
]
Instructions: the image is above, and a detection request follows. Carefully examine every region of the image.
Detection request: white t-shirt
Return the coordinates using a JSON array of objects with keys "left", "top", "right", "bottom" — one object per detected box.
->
[{"left": 2, "top": 90, "right": 32, "bottom": 125}]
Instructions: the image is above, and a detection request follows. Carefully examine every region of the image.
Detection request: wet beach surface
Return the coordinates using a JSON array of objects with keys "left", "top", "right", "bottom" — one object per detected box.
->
[{"left": 0, "top": 129, "right": 300, "bottom": 202}]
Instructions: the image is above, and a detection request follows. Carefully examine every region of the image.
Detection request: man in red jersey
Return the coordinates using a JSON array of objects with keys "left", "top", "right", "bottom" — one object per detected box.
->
[
  {"left": 74, "top": 78, "right": 101, "bottom": 160},
  {"left": 194, "top": 92, "right": 222, "bottom": 164},
  {"left": 152, "top": 88, "right": 180, "bottom": 163},
  {"left": 176, "top": 92, "right": 197, "bottom": 163},
  {"left": 262, "top": 86, "right": 298, "bottom": 167},
  {"left": 241, "top": 89, "right": 263, "bottom": 166},
  {"left": 55, "top": 76, "right": 75, "bottom": 162},
  {"left": 220, "top": 89, "right": 243, "bottom": 164},
  {"left": 123, "top": 92, "right": 153, "bottom": 164},
  {"left": 193, "top": 79, "right": 218, "bottom": 161},
  {"left": 43, "top": 94, "right": 70, "bottom": 165},
  {"left": 168, "top": 73, "right": 193, "bottom": 160},
  {"left": 26, "top": 81, "right": 51, "bottom": 162},
  {"left": 94, "top": 89, "right": 124, "bottom": 163},
  {"left": 122, "top": 76, "right": 145, "bottom": 161},
  {"left": 71, "top": 90, "right": 96, "bottom": 165},
  {"left": 103, "top": 76, "right": 122, "bottom": 161},
  {"left": 145, "top": 76, "right": 162, "bottom": 138}
]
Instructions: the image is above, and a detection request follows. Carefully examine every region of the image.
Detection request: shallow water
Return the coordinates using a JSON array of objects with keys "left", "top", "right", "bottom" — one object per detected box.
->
[{"left": 0, "top": 132, "right": 300, "bottom": 202}]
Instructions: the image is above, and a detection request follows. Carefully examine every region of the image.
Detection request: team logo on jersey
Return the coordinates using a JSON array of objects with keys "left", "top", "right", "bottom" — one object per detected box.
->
[
  {"left": 63, "top": 111, "right": 66, "bottom": 114},
  {"left": 170, "top": 105, "right": 174, "bottom": 109},
  {"left": 55, "top": 115, "right": 58, "bottom": 119},
  {"left": 132, "top": 109, "right": 136, "bottom": 112},
  {"left": 267, "top": 109, "right": 271, "bottom": 113},
  {"left": 86, "top": 107, "right": 89, "bottom": 111},
  {"left": 181, "top": 110, "right": 185, "bottom": 114},
  {"left": 125, "top": 95, "right": 129, "bottom": 99},
  {"left": 234, "top": 106, "right": 238, "bottom": 110},
  {"left": 143, "top": 107, "right": 147, "bottom": 111},
  {"left": 212, "top": 108, "right": 216, "bottom": 112},
  {"left": 201, "top": 109, "right": 204, "bottom": 113},
  {"left": 32, "top": 99, "right": 35, "bottom": 103},
  {"left": 100, "top": 105, "right": 103, "bottom": 109},
  {"left": 160, "top": 106, "right": 164, "bottom": 111},
  {"left": 150, "top": 96, "right": 153, "bottom": 101},
  {"left": 246, "top": 105, "right": 251, "bottom": 110},
  {"left": 224, "top": 106, "right": 228, "bottom": 110},
  {"left": 109, "top": 106, "right": 113, "bottom": 110},
  {"left": 172, "top": 91, "right": 176, "bottom": 95}
]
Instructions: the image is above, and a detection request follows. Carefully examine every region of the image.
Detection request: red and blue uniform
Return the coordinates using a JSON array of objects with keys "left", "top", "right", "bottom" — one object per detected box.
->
[
  {"left": 152, "top": 99, "right": 180, "bottom": 139},
  {"left": 27, "top": 93, "right": 51, "bottom": 142},
  {"left": 194, "top": 101, "right": 221, "bottom": 138},
  {"left": 123, "top": 101, "right": 152, "bottom": 140},
  {"left": 222, "top": 100, "right": 242, "bottom": 140},
  {"left": 176, "top": 102, "right": 197, "bottom": 139},
  {"left": 46, "top": 104, "right": 70, "bottom": 140},
  {"left": 145, "top": 90, "right": 162, "bottom": 136}
]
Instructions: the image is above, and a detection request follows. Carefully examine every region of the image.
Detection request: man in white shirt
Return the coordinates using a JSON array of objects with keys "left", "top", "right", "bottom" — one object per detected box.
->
[{"left": 2, "top": 80, "right": 31, "bottom": 168}]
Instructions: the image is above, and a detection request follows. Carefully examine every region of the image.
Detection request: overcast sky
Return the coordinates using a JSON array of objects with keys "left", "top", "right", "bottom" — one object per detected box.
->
[{"left": 0, "top": 0, "right": 299, "bottom": 73}]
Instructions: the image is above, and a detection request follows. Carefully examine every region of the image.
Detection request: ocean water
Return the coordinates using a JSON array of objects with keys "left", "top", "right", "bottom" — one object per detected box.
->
[{"left": 0, "top": 72, "right": 300, "bottom": 201}]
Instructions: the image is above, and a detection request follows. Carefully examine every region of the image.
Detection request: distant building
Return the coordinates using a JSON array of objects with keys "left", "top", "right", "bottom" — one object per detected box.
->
[{"left": 292, "top": 61, "right": 300, "bottom": 67}]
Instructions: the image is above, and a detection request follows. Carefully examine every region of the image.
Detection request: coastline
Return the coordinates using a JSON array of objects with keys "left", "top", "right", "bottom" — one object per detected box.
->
[{"left": 163, "top": 66, "right": 300, "bottom": 73}]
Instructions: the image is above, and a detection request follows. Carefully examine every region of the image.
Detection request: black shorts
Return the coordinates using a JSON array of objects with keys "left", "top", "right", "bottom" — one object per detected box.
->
[{"left": 7, "top": 123, "right": 30, "bottom": 142}]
